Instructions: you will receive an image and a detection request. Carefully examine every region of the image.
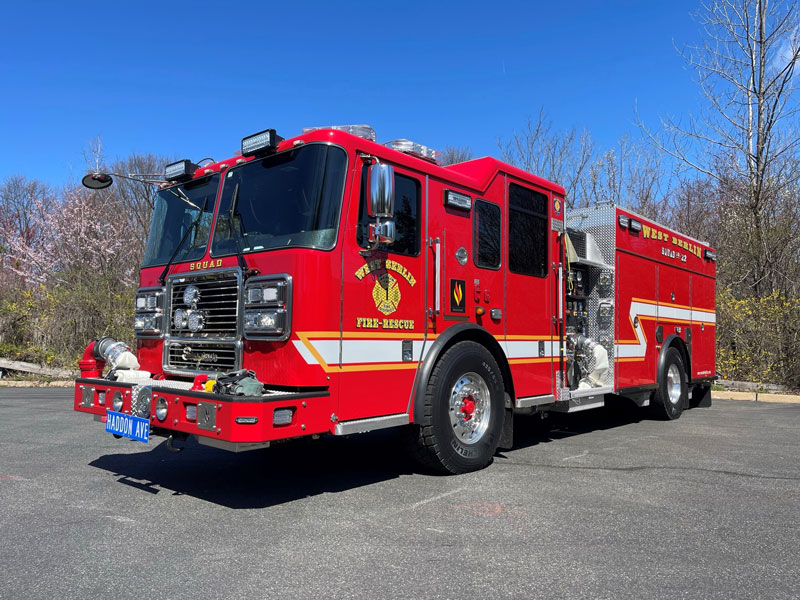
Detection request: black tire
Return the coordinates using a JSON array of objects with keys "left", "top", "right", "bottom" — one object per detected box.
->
[
  {"left": 650, "top": 347, "right": 687, "bottom": 420},
  {"left": 410, "top": 341, "right": 505, "bottom": 474}
]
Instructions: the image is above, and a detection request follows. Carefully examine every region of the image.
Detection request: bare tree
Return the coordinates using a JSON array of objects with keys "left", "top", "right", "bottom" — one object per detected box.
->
[
  {"left": 440, "top": 145, "right": 474, "bottom": 166},
  {"left": 499, "top": 108, "right": 595, "bottom": 207},
  {"left": 639, "top": 0, "right": 800, "bottom": 294},
  {"left": 0, "top": 176, "right": 54, "bottom": 253},
  {"left": 107, "top": 152, "right": 173, "bottom": 264},
  {"left": 80, "top": 140, "right": 174, "bottom": 269}
]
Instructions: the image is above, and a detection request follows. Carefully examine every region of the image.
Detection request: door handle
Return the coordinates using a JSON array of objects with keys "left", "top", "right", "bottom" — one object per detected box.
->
[{"left": 430, "top": 237, "right": 441, "bottom": 314}]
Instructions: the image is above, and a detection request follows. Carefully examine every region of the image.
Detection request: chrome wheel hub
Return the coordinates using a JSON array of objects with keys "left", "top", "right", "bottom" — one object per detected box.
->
[
  {"left": 666, "top": 363, "right": 682, "bottom": 405},
  {"left": 448, "top": 372, "right": 491, "bottom": 445}
]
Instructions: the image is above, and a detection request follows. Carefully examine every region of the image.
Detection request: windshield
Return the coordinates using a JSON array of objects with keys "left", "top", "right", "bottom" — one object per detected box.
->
[
  {"left": 141, "top": 174, "right": 220, "bottom": 268},
  {"left": 211, "top": 144, "right": 347, "bottom": 256}
]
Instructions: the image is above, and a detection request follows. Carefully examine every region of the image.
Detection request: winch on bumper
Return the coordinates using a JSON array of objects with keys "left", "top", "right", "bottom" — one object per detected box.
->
[{"left": 74, "top": 377, "right": 331, "bottom": 451}]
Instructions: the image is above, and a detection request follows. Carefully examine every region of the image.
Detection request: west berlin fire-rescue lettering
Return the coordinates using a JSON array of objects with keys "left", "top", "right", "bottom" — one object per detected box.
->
[
  {"left": 641, "top": 224, "right": 703, "bottom": 260},
  {"left": 354, "top": 258, "right": 416, "bottom": 330}
]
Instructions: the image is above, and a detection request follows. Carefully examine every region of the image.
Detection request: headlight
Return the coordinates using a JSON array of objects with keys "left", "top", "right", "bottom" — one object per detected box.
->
[
  {"left": 187, "top": 310, "right": 205, "bottom": 332},
  {"left": 173, "top": 308, "right": 188, "bottom": 330},
  {"left": 112, "top": 390, "right": 124, "bottom": 412},
  {"left": 134, "top": 288, "right": 164, "bottom": 336},
  {"left": 244, "top": 309, "right": 286, "bottom": 334},
  {"left": 183, "top": 285, "right": 200, "bottom": 307},
  {"left": 243, "top": 276, "right": 291, "bottom": 340},
  {"left": 155, "top": 397, "right": 168, "bottom": 422},
  {"left": 245, "top": 280, "right": 286, "bottom": 306}
]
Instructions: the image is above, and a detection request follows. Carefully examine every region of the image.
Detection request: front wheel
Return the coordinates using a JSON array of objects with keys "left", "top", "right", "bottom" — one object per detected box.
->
[
  {"left": 650, "top": 347, "right": 687, "bottom": 420},
  {"left": 411, "top": 341, "right": 505, "bottom": 474}
]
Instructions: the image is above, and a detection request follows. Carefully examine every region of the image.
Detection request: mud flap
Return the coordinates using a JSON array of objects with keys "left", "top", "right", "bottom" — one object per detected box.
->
[
  {"left": 498, "top": 407, "right": 514, "bottom": 451},
  {"left": 691, "top": 384, "right": 712, "bottom": 408}
]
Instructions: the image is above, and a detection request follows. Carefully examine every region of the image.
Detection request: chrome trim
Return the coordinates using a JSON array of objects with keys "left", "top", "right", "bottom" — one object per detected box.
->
[
  {"left": 334, "top": 413, "right": 410, "bottom": 435},
  {"left": 166, "top": 267, "right": 242, "bottom": 339},
  {"left": 195, "top": 437, "right": 271, "bottom": 452},
  {"left": 433, "top": 237, "right": 441, "bottom": 314},
  {"left": 515, "top": 394, "right": 555, "bottom": 409},
  {"left": 162, "top": 338, "right": 243, "bottom": 377},
  {"left": 162, "top": 267, "right": 243, "bottom": 376}
]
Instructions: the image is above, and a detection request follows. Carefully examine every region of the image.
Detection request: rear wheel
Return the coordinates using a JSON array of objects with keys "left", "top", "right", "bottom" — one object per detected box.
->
[
  {"left": 411, "top": 341, "right": 504, "bottom": 474},
  {"left": 650, "top": 347, "right": 687, "bottom": 420}
]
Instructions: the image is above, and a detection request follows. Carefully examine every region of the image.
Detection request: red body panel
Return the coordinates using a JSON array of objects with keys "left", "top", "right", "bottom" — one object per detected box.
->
[{"left": 614, "top": 207, "right": 716, "bottom": 389}]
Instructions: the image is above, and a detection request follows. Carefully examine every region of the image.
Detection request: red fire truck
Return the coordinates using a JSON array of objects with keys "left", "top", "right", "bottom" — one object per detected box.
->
[{"left": 74, "top": 125, "right": 716, "bottom": 473}]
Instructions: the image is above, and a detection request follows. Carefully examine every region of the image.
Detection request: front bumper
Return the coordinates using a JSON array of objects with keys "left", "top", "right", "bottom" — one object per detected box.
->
[{"left": 74, "top": 377, "right": 332, "bottom": 447}]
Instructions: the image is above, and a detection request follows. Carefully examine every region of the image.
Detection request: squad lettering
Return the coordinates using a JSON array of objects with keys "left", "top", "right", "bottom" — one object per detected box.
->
[{"left": 189, "top": 259, "right": 223, "bottom": 271}]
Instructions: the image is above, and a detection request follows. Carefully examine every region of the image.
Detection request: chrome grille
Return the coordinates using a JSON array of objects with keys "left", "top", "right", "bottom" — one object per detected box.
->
[
  {"left": 168, "top": 271, "right": 240, "bottom": 338},
  {"left": 166, "top": 340, "right": 239, "bottom": 373}
]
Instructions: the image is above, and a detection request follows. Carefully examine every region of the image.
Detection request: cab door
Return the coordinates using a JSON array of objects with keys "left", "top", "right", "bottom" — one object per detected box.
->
[
  {"left": 503, "top": 180, "right": 555, "bottom": 400},
  {"left": 336, "top": 159, "right": 428, "bottom": 422}
]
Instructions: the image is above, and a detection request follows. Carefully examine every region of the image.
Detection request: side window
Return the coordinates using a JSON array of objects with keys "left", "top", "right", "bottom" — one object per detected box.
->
[
  {"left": 508, "top": 183, "right": 548, "bottom": 277},
  {"left": 473, "top": 199, "right": 501, "bottom": 269},
  {"left": 357, "top": 167, "right": 421, "bottom": 256}
]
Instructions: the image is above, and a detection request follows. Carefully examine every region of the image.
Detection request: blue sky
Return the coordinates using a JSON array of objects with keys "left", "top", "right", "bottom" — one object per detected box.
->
[{"left": 0, "top": 1, "right": 704, "bottom": 187}]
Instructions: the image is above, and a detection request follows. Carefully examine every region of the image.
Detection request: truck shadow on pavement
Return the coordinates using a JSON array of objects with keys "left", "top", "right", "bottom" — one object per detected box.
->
[
  {"left": 507, "top": 397, "right": 647, "bottom": 453},
  {"left": 88, "top": 399, "right": 649, "bottom": 509},
  {"left": 89, "top": 428, "right": 418, "bottom": 509}
]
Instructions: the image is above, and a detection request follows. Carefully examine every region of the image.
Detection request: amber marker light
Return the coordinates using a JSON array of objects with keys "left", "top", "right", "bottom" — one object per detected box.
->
[{"left": 476, "top": 307, "right": 486, "bottom": 316}]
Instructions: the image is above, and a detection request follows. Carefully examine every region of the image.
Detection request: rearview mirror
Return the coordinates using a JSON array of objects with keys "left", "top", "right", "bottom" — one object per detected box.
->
[
  {"left": 81, "top": 173, "right": 114, "bottom": 189},
  {"left": 367, "top": 163, "right": 394, "bottom": 219}
]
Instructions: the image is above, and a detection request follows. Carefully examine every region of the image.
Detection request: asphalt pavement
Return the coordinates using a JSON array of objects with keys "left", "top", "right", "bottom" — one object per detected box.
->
[{"left": 1, "top": 388, "right": 798, "bottom": 600}]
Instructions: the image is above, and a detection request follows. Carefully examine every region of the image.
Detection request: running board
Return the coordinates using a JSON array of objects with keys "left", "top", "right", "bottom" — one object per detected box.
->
[
  {"left": 334, "top": 413, "right": 410, "bottom": 435},
  {"left": 516, "top": 394, "right": 555, "bottom": 409},
  {"left": 552, "top": 386, "right": 612, "bottom": 413}
]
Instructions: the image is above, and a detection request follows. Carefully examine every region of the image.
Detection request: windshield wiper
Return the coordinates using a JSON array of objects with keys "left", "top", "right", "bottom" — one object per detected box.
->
[
  {"left": 227, "top": 183, "right": 259, "bottom": 277},
  {"left": 158, "top": 195, "right": 209, "bottom": 285},
  {"left": 164, "top": 185, "right": 202, "bottom": 211}
]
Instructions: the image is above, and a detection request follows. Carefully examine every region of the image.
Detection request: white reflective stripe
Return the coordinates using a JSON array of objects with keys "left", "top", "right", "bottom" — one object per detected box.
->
[
  {"left": 311, "top": 340, "right": 340, "bottom": 365},
  {"left": 617, "top": 301, "right": 717, "bottom": 358},
  {"left": 691, "top": 308, "right": 716, "bottom": 324},
  {"left": 292, "top": 340, "right": 317, "bottom": 364},
  {"left": 293, "top": 338, "right": 426, "bottom": 366},
  {"left": 341, "top": 340, "right": 425, "bottom": 364},
  {"left": 503, "top": 340, "right": 558, "bottom": 359}
]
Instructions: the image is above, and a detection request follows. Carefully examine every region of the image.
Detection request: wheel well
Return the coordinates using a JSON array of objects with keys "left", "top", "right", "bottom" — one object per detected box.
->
[
  {"left": 660, "top": 334, "right": 691, "bottom": 382},
  {"left": 411, "top": 325, "right": 514, "bottom": 423}
]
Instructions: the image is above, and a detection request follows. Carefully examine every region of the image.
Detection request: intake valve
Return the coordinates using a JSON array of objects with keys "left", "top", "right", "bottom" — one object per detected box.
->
[
  {"left": 570, "top": 334, "right": 609, "bottom": 389},
  {"left": 93, "top": 337, "right": 140, "bottom": 370}
]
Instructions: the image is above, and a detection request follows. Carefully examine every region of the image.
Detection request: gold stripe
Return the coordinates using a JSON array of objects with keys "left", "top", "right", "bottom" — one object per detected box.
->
[{"left": 508, "top": 358, "right": 552, "bottom": 365}]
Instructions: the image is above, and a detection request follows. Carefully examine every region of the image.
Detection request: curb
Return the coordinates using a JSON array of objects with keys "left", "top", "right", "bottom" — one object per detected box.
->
[
  {"left": 712, "top": 390, "right": 800, "bottom": 405},
  {"left": 0, "top": 380, "right": 73, "bottom": 388}
]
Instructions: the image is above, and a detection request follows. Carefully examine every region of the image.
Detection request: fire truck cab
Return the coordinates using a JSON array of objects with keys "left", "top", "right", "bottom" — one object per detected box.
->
[{"left": 75, "top": 125, "right": 716, "bottom": 474}]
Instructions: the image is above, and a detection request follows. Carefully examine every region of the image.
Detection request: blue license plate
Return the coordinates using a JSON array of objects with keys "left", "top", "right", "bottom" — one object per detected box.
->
[{"left": 105, "top": 410, "right": 150, "bottom": 443}]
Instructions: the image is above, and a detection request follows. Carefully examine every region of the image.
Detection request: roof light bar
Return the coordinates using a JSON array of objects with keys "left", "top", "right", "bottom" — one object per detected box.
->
[
  {"left": 384, "top": 139, "right": 440, "bottom": 163},
  {"left": 164, "top": 160, "right": 199, "bottom": 183},
  {"left": 242, "top": 129, "right": 284, "bottom": 157},
  {"left": 302, "top": 124, "right": 376, "bottom": 142}
]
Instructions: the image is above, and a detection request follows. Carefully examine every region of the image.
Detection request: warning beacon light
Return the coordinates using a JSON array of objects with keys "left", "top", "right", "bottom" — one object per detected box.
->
[{"left": 242, "top": 129, "right": 285, "bottom": 157}]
